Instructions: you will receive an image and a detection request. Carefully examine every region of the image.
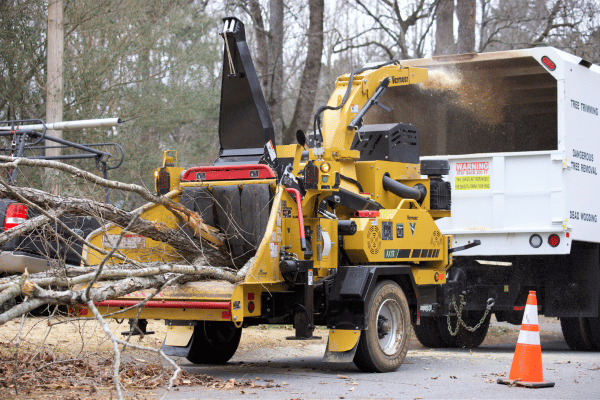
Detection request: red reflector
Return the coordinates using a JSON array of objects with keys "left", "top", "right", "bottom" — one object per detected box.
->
[
  {"left": 248, "top": 292, "right": 255, "bottom": 300},
  {"left": 541, "top": 56, "right": 556, "bottom": 71},
  {"left": 354, "top": 210, "right": 379, "bottom": 218},
  {"left": 5, "top": 203, "right": 27, "bottom": 231},
  {"left": 513, "top": 306, "right": 524, "bottom": 311},
  {"left": 548, "top": 234, "right": 560, "bottom": 247},
  {"left": 222, "top": 311, "right": 232, "bottom": 319}
]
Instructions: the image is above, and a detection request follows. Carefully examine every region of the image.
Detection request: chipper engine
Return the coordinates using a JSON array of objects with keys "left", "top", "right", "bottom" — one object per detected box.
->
[{"left": 80, "top": 17, "right": 457, "bottom": 372}]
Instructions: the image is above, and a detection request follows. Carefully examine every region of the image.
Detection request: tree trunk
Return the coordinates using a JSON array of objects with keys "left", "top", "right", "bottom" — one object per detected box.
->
[
  {"left": 268, "top": 0, "right": 284, "bottom": 144},
  {"left": 248, "top": 0, "right": 269, "bottom": 89},
  {"left": 282, "top": 0, "right": 325, "bottom": 145},
  {"left": 456, "top": 0, "right": 476, "bottom": 53},
  {"left": 46, "top": 0, "right": 64, "bottom": 194},
  {"left": 434, "top": 0, "right": 455, "bottom": 56}
]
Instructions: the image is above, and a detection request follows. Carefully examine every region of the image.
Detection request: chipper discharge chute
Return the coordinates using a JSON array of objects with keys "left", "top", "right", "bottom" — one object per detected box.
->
[{"left": 79, "top": 17, "right": 458, "bottom": 373}]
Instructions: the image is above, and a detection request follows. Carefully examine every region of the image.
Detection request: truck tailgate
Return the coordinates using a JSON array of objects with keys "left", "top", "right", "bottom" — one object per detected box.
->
[{"left": 424, "top": 150, "right": 570, "bottom": 256}]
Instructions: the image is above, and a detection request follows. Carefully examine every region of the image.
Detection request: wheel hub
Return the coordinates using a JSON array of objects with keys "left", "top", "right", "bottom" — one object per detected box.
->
[
  {"left": 378, "top": 316, "right": 391, "bottom": 339},
  {"left": 377, "top": 298, "right": 403, "bottom": 355}
]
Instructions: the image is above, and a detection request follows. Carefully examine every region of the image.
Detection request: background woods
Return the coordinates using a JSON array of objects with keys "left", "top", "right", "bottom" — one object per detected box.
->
[{"left": 1, "top": 0, "right": 599, "bottom": 205}]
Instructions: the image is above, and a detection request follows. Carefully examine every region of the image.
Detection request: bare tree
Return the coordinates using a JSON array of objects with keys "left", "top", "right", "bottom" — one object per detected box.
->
[
  {"left": 456, "top": 0, "right": 476, "bottom": 53},
  {"left": 434, "top": 0, "right": 455, "bottom": 55},
  {"left": 283, "top": 0, "right": 325, "bottom": 144}
]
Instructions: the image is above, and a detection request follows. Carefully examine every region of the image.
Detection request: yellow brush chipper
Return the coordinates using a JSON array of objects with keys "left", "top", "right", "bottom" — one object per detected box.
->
[{"left": 78, "top": 17, "right": 471, "bottom": 372}]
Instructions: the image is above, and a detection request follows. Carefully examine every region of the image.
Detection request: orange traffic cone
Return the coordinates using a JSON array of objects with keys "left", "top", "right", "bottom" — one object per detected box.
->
[{"left": 498, "top": 291, "right": 555, "bottom": 388}]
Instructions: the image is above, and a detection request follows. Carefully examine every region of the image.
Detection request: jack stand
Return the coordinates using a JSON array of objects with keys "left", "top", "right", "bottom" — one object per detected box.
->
[{"left": 286, "top": 260, "right": 321, "bottom": 341}]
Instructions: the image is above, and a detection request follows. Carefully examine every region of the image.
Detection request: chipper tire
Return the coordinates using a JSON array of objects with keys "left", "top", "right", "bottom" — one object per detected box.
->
[
  {"left": 186, "top": 321, "right": 242, "bottom": 364},
  {"left": 353, "top": 280, "right": 410, "bottom": 373}
]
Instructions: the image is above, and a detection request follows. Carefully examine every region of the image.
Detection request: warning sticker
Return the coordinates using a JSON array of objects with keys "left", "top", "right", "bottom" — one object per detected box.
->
[
  {"left": 456, "top": 162, "right": 489, "bottom": 176},
  {"left": 102, "top": 234, "right": 145, "bottom": 249},
  {"left": 455, "top": 175, "right": 490, "bottom": 190},
  {"left": 455, "top": 161, "right": 490, "bottom": 190}
]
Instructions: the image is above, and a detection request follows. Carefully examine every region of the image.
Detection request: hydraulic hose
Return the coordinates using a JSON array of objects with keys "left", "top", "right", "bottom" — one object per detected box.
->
[{"left": 382, "top": 173, "right": 427, "bottom": 202}]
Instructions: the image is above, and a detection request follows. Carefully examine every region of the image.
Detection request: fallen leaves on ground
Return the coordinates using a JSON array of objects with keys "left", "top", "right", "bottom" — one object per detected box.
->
[{"left": 0, "top": 341, "right": 266, "bottom": 395}]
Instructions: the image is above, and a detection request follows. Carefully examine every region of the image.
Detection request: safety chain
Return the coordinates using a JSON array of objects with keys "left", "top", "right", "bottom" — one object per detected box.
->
[{"left": 446, "top": 294, "right": 495, "bottom": 336}]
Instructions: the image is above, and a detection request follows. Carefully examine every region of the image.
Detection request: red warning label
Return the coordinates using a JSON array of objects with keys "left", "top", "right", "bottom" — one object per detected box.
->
[{"left": 456, "top": 162, "right": 489, "bottom": 176}]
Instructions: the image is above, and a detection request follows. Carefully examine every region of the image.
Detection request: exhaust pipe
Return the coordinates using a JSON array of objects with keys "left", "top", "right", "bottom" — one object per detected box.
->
[{"left": 382, "top": 173, "right": 427, "bottom": 202}]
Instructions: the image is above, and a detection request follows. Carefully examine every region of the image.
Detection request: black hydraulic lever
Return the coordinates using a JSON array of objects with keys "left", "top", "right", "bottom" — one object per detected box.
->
[{"left": 347, "top": 77, "right": 391, "bottom": 131}]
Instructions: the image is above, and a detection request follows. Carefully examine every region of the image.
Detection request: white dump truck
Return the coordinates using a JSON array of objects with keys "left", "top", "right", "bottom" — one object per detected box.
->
[{"left": 367, "top": 47, "right": 600, "bottom": 350}]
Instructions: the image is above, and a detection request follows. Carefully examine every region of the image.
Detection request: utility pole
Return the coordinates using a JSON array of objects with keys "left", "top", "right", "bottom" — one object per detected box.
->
[{"left": 46, "top": 0, "right": 64, "bottom": 193}]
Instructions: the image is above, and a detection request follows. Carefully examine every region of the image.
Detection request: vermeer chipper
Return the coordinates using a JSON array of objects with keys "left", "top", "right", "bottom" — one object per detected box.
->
[{"left": 80, "top": 17, "right": 463, "bottom": 372}]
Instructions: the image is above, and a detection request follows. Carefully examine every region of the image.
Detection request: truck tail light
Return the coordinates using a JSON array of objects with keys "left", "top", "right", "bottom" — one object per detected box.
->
[
  {"left": 5, "top": 203, "right": 27, "bottom": 230},
  {"left": 548, "top": 234, "right": 560, "bottom": 247},
  {"left": 541, "top": 56, "right": 556, "bottom": 71}
]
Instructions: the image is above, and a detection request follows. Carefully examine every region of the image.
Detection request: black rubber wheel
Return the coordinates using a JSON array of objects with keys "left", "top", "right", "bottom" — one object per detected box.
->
[
  {"left": 560, "top": 317, "right": 594, "bottom": 351},
  {"left": 353, "top": 280, "right": 410, "bottom": 373},
  {"left": 585, "top": 293, "right": 600, "bottom": 350},
  {"left": 453, "top": 311, "right": 490, "bottom": 348},
  {"left": 436, "top": 312, "right": 490, "bottom": 348},
  {"left": 186, "top": 321, "right": 242, "bottom": 364},
  {"left": 437, "top": 316, "right": 459, "bottom": 347},
  {"left": 587, "top": 317, "right": 600, "bottom": 350},
  {"left": 413, "top": 317, "right": 445, "bottom": 348}
]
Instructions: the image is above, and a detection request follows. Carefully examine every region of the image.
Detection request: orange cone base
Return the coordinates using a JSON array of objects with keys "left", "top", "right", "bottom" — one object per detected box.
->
[
  {"left": 510, "top": 343, "right": 544, "bottom": 382},
  {"left": 497, "top": 378, "right": 555, "bottom": 388}
]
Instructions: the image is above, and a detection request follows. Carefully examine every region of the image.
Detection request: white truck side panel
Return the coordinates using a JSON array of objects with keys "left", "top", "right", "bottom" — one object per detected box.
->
[
  {"left": 429, "top": 151, "right": 571, "bottom": 256},
  {"left": 417, "top": 47, "right": 600, "bottom": 256},
  {"left": 563, "top": 61, "right": 600, "bottom": 241}
]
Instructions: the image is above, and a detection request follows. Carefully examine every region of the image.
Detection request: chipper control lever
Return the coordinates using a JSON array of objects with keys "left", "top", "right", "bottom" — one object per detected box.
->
[
  {"left": 285, "top": 188, "right": 307, "bottom": 251},
  {"left": 347, "top": 77, "right": 391, "bottom": 131}
]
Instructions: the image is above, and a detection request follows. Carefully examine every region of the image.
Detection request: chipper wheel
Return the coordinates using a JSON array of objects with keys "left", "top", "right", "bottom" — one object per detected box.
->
[
  {"left": 353, "top": 280, "right": 410, "bottom": 373},
  {"left": 186, "top": 321, "right": 242, "bottom": 364}
]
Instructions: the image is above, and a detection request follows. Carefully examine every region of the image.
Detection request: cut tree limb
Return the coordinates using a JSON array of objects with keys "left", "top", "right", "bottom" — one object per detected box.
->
[{"left": 0, "top": 182, "right": 230, "bottom": 265}]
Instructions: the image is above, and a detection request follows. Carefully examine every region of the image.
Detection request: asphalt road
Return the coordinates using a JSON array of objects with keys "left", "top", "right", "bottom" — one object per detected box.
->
[{"left": 162, "top": 319, "right": 600, "bottom": 400}]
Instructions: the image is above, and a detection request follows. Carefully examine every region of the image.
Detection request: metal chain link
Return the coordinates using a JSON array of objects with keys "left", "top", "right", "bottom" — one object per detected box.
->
[{"left": 446, "top": 294, "right": 495, "bottom": 336}]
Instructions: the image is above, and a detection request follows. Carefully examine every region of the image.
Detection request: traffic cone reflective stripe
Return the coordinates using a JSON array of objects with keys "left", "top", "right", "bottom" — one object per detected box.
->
[{"left": 498, "top": 291, "right": 555, "bottom": 388}]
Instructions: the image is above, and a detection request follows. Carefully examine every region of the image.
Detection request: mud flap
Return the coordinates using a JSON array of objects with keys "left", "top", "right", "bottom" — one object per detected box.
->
[
  {"left": 160, "top": 325, "right": 194, "bottom": 357},
  {"left": 323, "top": 329, "right": 361, "bottom": 363}
]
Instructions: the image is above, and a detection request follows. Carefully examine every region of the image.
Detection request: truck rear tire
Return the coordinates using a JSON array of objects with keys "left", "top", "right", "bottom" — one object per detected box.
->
[
  {"left": 353, "top": 280, "right": 410, "bottom": 373},
  {"left": 587, "top": 317, "right": 600, "bottom": 350},
  {"left": 561, "top": 317, "right": 594, "bottom": 351},
  {"left": 454, "top": 312, "right": 490, "bottom": 348},
  {"left": 413, "top": 317, "right": 445, "bottom": 348},
  {"left": 436, "top": 312, "right": 490, "bottom": 348},
  {"left": 186, "top": 321, "right": 242, "bottom": 364}
]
